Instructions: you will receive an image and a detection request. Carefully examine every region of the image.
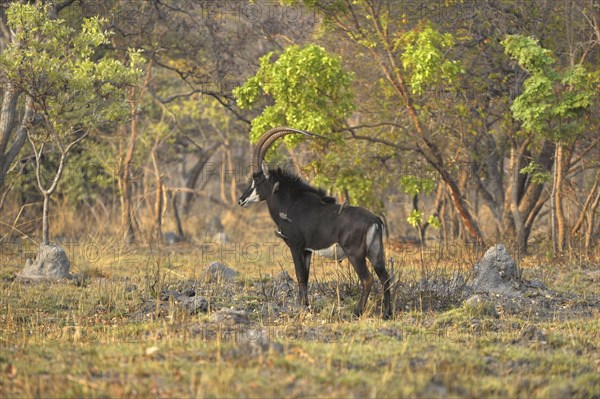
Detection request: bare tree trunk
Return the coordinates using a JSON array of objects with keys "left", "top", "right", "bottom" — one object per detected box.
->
[
  {"left": 219, "top": 149, "right": 228, "bottom": 204},
  {"left": 155, "top": 180, "right": 163, "bottom": 240},
  {"left": 0, "top": 181, "right": 12, "bottom": 214},
  {"left": 443, "top": 173, "right": 484, "bottom": 243},
  {"left": 524, "top": 190, "right": 549, "bottom": 244},
  {"left": 0, "top": 91, "right": 34, "bottom": 191},
  {"left": 550, "top": 157, "right": 558, "bottom": 255},
  {"left": 28, "top": 123, "right": 88, "bottom": 245},
  {"left": 171, "top": 190, "right": 184, "bottom": 239},
  {"left": 151, "top": 149, "right": 163, "bottom": 241},
  {"left": 439, "top": 195, "right": 448, "bottom": 246},
  {"left": 120, "top": 63, "right": 152, "bottom": 243},
  {"left": 42, "top": 193, "right": 50, "bottom": 245},
  {"left": 506, "top": 140, "right": 554, "bottom": 248},
  {"left": 413, "top": 183, "right": 445, "bottom": 246},
  {"left": 501, "top": 172, "right": 516, "bottom": 239},
  {"left": 584, "top": 189, "right": 599, "bottom": 253},
  {"left": 411, "top": 194, "right": 426, "bottom": 245},
  {"left": 121, "top": 113, "right": 137, "bottom": 244},
  {"left": 555, "top": 144, "right": 568, "bottom": 254},
  {"left": 510, "top": 144, "right": 527, "bottom": 252},
  {"left": 0, "top": 84, "right": 20, "bottom": 160},
  {"left": 571, "top": 170, "right": 600, "bottom": 236},
  {"left": 180, "top": 144, "right": 219, "bottom": 215},
  {"left": 518, "top": 141, "right": 554, "bottom": 217},
  {"left": 227, "top": 144, "right": 238, "bottom": 204}
]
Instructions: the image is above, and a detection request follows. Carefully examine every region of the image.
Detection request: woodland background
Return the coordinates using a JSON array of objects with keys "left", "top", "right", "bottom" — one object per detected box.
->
[{"left": 0, "top": 0, "right": 598, "bottom": 256}]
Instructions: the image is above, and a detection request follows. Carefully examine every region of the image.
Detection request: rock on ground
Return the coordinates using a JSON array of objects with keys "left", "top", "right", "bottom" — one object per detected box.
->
[
  {"left": 470, "top": 244, "right": 521, "bottom": 296},
  {"left": 464, "top": 294, "right": 484, "bottom": 307},
  {"left": 211, "top": 308, "right": 250, "bottom": 325},
  {"left": 159, "top": 289, "right": 208, "bottom": 315},
  {"left": 181, "top": 296, "right": 208, "bottom": 314},
  {"left": 205, "top": 262, "right": 239, "bottom": 282},
  {"left": 19, "top": 244, "right": 71, "bottom": 280}
]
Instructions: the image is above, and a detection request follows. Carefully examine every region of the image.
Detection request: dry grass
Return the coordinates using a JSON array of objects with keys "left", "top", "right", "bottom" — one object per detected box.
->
[{"left": 0, "top": 238, "right": 599, "bottom": 398}]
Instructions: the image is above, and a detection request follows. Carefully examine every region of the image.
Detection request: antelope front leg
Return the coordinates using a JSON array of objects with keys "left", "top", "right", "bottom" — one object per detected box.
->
[{"left": 290, "top": 247, "right": 310, "bottom": 307}]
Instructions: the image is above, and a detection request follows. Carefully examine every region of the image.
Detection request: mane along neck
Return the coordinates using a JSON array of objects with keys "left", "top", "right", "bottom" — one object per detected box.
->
[{"left": 270, "top": 167, "right": 327, "bottom": 197}]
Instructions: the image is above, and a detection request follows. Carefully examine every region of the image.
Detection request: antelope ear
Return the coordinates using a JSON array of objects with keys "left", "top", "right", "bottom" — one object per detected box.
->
[{"left": 262, "top": 161, "right": 270, "bottom": 179}]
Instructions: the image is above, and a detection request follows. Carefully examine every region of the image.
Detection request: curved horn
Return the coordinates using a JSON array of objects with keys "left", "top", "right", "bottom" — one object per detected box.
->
[{"left": 252, "top": 127, "right": 323, "bottom": 173}]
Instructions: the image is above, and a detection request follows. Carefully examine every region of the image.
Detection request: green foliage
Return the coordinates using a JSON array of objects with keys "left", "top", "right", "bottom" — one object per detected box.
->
[
  {"left": 0, "top": 2, "right": 143, "bottom": 222},
  {"left": 401, "top": 175, "right": 439, "bottom": 230},
  {"left": 501, "top": 35, "right": 556, "bottom": 74},
  {"left": 427, "top": 214, "right": 441, "bottom": 230},
  {"left": 398, "top": 24, "right": 464, "bottom": 96},
  {"left": 502, "top": 35, "right": 595, "bottom": 141},
  {"left": 407, "top": 209, "right": 423, "bottom": 228},
  {"left": 310, "top": 143, "right": 378, "bottom": 209},
  {"left": 0, "top": 3, "right": 144, "bottom": 137},
  {"left": 407, "top": 208, "right": 440, "bottom": 231},
  {"left": 233, "top": 44, "right": 354, "bottom": 146},
  {"left": 519, "top": 161, "right": 551, "bottom": 184},
  {"left": 399, "top": 175, "right": 436, "bottom": 197}
]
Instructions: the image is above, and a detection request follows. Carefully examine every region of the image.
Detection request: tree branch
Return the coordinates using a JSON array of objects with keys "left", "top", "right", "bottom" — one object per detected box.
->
[{"left": 337, "top": 124, "right": 414, "bottom": 151}]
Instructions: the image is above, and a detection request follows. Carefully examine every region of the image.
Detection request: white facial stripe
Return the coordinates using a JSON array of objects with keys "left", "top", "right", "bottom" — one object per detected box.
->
[{"left": 245, "top": 187, "right": 260, "bottom": 204}]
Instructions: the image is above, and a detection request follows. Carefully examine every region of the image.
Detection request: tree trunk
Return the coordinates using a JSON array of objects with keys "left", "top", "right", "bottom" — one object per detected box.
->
[
  {"left": 155, "top": 180, "right": 163, "bottom": 240},
  {"left": 353, "top": 5, "right": 485, "bottom": 245},
  {"left": 554, "top": 143, "right": 568, "bottom": 254},
  {"left": 181, "top": 144, "right": 219, "bottom": 215},
  {"left": 121, "top": 93, "right": 139, "bottom": 244},
  {"left": 151, "top": 149, "right": 163, "bottom": 241},
  {"left": 219, "top": 149, "right": 228, "bottom": 205},
  {"left": 439, "top": 195, "right": 448, "bottom": 246},
  {"left": 0, "top": 93, "right": 34, "bottom": 191},
  {"left": 172, "top": 191, "right": 184, "bottom": 239},
  {"left": 0, "top": 85, "right": 20, "bottom": 160},
  {"left": 119, "top": 63, "right": 151, "bottom": 243},
  {"left": 441, "top": 170, "right": 484, "bottom": 244},
  {"left": 524, "top": 190, "right": 549, "bottom": 245},
  {"left": 42, "top": 193, "right": 50, "bottom": 245},
  {"left": 0, "top": 181, "right": 12, "bottom": 214},
  {"left": 501, "top": 181, "right": 516, "bottom": 239},
  {"left": 28, "top": 121, "right": 88, "bottom": 246},
  {"left": 120, "top": 160, "right": 136, "bottom": 243},
  {"left": 411, "top": 194, "right": 426, "bottom": 245},
  {"left": 502, "top": 140, "right": 554, "bottom": 245},
  {"left": 518, "top": 141, "right": 554, "bottom": 217},
  {"left": 571, "top": 170, "right": 600, "bottom": 236},
  {"left": 227, "top": 144, "right": 238, "bottom": 204},
  {"left": 584, "top": 189, "right": 599, "bottom": 253},
  {"left": 413, "top": 183, "right": 445, "bottom": 246},
  {"left": 509, "top": 145, "right": 527, "bottom": 252}
]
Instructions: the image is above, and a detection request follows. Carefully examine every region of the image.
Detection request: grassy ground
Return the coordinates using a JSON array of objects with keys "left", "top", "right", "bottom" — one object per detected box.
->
[{"left": 0, "top": 240, "right": 599, "bottom": 398}]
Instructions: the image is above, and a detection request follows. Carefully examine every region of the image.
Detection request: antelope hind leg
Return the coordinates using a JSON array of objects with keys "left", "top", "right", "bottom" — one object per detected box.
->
[{"left": 348, "top": 254, "right": 374, "bottom": 317}]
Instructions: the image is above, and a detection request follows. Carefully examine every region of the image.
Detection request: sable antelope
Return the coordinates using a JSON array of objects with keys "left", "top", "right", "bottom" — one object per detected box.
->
[{"left": 238, "top": 127, "right": 392, "bottom": 318}]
